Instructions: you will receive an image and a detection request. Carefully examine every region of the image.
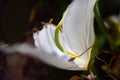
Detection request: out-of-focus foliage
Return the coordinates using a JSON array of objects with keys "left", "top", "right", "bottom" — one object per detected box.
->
[{"left": 93, "top": 0, "right": 120, "bottom": 80}]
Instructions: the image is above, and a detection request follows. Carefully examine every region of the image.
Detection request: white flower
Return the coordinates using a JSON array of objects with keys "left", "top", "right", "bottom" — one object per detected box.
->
[
  {"left": 1, "top": 0, "right": 96, "bottom": 71},
  {"left": 33, "top": 0, "right": 96, "bottom": 70}
]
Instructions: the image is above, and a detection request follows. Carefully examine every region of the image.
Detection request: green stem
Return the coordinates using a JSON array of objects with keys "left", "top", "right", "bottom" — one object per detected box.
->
[{"left": 94, "top": 0, "right": 114, "bottom": 49}]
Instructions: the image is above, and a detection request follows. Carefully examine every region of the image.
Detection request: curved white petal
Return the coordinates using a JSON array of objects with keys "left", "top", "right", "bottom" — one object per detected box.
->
[
  {"left": 62, "top": 0, "right": 95, "bottom": 54},
  {"left": 59, "top": 0, "right": 96, "bottom": 67},
  {"left": 33, "top": 24, "right": 86, "bottom": 70},
  {"left": 1, "top": 0, "right": 96, "bottom": 71},
  {"left": 33, "top": 0, "right": 96, "bottom": 70}
]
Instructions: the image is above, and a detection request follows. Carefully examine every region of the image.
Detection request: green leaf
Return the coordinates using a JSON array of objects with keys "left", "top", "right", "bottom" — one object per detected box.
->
[
  {"left": 94, "top": 0, "right": 114, "bottom": 49},
  {"left": 88, "top": 37, "right": 99, "bottom": 69}
]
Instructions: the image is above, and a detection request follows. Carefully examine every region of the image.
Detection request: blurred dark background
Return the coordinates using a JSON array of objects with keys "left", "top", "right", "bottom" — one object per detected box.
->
[
  {"left": 0, "top": 0, "right": 72, "bottom": 43},
  {"left": 0, "top": 0, "right": 120, "bottom": 80}
]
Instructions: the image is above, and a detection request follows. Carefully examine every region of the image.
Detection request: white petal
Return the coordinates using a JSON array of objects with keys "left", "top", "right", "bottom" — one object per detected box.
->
[
  {"left": 62, "top": 0, "right": 95, "bottom": 55},
  {"left": 33, "top": 24, "right": 86, "bottom": 70},
  {"left": 1, "top": 41, "right": 85, "bottom": 70},
  {"left": 33, "top": 0, "right": 96, "bottom": 70},
  {"left": 1, "top": 0, "right": 96, "bottom": 71}
]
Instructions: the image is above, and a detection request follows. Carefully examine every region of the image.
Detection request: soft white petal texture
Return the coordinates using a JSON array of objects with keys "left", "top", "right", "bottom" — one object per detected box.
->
[
  {"left": 33, "top": 24, "right": 87, "bottom": 70},
  {"left": 33, "top": 0, "right": 96, "bottom": 70},
  {"left": 7, "top": 43, "right": 85, "bottom": 70},
  {"left": 63, "top": 1, "right": 95, "bottom": 51},
  {"left": 0, "top": 0, "right": 96, "bottom": 70},
  {"left": 1, "top": 24, "right": 87, "bottom": 70},
  {"left": 59, "top": 0, "right": 96, "bottom": 68}
]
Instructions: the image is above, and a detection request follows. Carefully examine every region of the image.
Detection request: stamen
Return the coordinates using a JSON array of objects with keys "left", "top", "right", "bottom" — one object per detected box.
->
[
  {"left": 40, "top": 18, "right": 53, "bottom": 26},
  {"left": 32, "top": 27, "right": 40, "bottom": 32},
  {"left": 67, "top": 51, "right": 82, "bottom": 61},
  {"left": 59, "top": 25, "right": 63, "bottom": 32},
  {"left": 67, "top": 51, "right": 81, "bottom": 58},
  {"left": 40, "top": 21, "right": 46, "bottom": 25},
  {"left": 68, "top": 46, "right": 93, "bottom": 62},
  {"left": 48, "top": 18, "right": 53, "bottom": 24}
]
